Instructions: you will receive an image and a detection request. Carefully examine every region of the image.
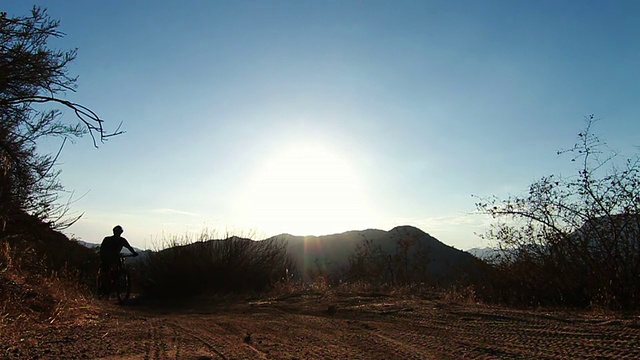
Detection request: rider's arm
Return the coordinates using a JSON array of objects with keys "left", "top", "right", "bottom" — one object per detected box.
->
[
  {"left": 127, "top": 246, "right": 139, "bottom": 256},
  {"left": 121, "top": 238, "right": 138, "bottom": 256}
]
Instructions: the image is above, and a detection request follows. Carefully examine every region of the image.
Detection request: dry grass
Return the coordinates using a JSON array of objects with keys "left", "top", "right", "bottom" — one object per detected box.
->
[
  {"left": 136, "top": 231, "right": 294, "bottom": 302},
  {"left": 0, "top": 223, "right": 100, "bottom": 342},
  {"left": 440, "top": 284, "right": 479, "bottom": 305}
]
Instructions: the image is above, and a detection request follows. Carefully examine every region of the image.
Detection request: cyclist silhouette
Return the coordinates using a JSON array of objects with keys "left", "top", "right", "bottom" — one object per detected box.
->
[{"left": 99, "top": 225, "right": 138, "bottom": 274}]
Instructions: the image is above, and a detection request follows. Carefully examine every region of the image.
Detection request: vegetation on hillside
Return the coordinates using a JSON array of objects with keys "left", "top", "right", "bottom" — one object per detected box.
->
[
  {"left": 476, "top": 116, "right": 640, "bottom": 309},
  {"left": 345, "top": 226, "right": 483, "bottom": 287},
  {"left": 0, "top": 212, "right": 99, "bottom": 329},
  {"left": 135, "top": 234, "right": 294, "bottom": 301},
  {"left": 0, "top": 7, "right": 118, "bottom": 325},
  {"left": 1, "top": 8, "right": 638, "bottom": 314}
]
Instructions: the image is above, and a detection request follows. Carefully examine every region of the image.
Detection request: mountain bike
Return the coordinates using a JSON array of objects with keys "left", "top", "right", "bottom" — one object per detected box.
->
[{"left": 97, "top": 254, "right": 135, "bottom": 303}]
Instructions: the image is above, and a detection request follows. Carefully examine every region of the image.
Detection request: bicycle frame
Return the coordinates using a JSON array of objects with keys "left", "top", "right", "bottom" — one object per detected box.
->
[{"left": 98, "top": 253, "right": 135, "bottom": 303}]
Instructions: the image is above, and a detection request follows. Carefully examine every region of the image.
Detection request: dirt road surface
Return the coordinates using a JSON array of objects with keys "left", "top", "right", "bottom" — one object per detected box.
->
[{"left": 3, "top": 292, "right": 640, "bottom": 359}]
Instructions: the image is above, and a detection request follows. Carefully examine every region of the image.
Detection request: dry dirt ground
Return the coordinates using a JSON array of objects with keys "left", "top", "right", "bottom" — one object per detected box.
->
[{"left": 3, "top": 292, "right": 640, "bottom": 359}]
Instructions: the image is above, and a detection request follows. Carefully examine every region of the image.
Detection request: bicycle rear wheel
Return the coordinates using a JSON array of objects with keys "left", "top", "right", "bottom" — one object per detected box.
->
[{"left": 115, "top": 269, "right": 131, "bottom": 303}]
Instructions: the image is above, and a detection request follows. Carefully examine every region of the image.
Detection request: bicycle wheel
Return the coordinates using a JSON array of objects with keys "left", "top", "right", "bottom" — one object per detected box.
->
[{"left": 115, "top": 269, "right": 131, "bottom": 303}]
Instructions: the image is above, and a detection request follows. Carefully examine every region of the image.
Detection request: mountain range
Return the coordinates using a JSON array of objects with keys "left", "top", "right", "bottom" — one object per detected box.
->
[
  {"left": 270, "top": 225, "right": 482, "bottom": 283},
  {"left": 78, "top": 226, "right": 485, "bottom": 283},
  {"left": 466, "top": 247, "right": 502, "bottom": 260}
]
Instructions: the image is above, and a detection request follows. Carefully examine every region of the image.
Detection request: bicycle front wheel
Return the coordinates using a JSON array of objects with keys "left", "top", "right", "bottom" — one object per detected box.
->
[{"left": 115, "top": 269, "right": 131, "bottom": 304}]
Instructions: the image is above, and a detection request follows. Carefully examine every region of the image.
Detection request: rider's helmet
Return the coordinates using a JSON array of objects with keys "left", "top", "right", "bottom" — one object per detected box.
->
[{"left": 113, "top": 225, "right": 124, "bottom": 235}]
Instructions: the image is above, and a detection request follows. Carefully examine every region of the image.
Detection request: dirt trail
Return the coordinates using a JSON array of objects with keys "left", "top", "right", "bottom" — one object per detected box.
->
[{"left": 3, "top": 293, "right": 640, "bottom": 359}]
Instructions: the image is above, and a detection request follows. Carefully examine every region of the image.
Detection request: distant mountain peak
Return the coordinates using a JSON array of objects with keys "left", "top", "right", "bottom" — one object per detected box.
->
[{"left": 390, "top": 225, "right": 426, "bottom": 233}]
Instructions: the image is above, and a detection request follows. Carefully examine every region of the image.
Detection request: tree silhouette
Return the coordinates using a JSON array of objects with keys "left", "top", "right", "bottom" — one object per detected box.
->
[
  {"left": 476, "top": 115, "right": 640, "bottom": 309},
  {"left": 0, "top": 7, "right": 122, "bottom": 231}
]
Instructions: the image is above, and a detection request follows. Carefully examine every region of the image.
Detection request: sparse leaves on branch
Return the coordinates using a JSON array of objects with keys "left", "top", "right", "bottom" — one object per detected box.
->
[
  {"left": 0, "top": 7, "right": 122, "bottom": 230},
  {"left": 476, "top": 115, "right": 640, "bottom": 309}
]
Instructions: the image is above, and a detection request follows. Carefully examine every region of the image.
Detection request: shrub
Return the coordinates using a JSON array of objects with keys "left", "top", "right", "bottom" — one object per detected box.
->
[
  {"left": 137, "top": 233, "right": 294, "bottom": 302},
  {"left": 476, "top": 116, "right": 640, "bottom": 309}
]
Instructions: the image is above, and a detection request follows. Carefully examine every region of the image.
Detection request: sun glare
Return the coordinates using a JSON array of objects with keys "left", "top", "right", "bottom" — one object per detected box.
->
[{"left": 236, "top": 142, "right": 374, "bottom": 236}]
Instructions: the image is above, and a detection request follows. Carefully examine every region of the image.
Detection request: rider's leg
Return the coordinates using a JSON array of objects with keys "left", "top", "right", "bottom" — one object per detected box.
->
[{"left": 99, "top": 260, "right": 116, "bottom": 296}]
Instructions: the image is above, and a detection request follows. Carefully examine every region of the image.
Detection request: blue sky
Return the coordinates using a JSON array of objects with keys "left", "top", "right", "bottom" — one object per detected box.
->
[{"left": 7, "top": 1, "right": 640, "bottom": 250}]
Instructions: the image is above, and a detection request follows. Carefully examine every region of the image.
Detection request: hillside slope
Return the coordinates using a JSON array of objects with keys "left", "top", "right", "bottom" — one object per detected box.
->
[
  {"left": 276, "top": 225, "right": 481, "bottom": 283},
  {"left": 0, "top": 212, "right": 99, "bottom": 330}
]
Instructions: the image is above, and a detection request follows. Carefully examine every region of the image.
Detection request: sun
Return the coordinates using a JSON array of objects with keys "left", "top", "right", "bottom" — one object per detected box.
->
[{"left": 236, "top": 142, "right": 374, "bottom": 236}]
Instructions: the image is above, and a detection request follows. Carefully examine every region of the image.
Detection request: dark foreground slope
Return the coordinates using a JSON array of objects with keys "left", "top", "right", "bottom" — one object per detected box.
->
[{"left": 0, "top": 212, "right": 100, "bottom": 340}]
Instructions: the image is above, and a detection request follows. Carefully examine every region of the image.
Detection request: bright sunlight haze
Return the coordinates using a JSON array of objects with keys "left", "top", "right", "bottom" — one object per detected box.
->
[
  {"left": 5, "top": 1, "right": 640, "bottom": 250},
  {"left": 234, "top": 142, "right": 376, "bottom": 236}
]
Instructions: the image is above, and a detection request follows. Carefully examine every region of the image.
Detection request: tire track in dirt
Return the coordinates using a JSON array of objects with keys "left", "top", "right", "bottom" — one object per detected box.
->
[
  {"left": 250, "top": 313, "right": 357, "bottom": 359},
  {"left": 338, "top": 309, "right": 463, "bottom": 359},
  {"left": 214, "top": 319, "right": 269, "bottom": 359},
  {"left": 141, "top": 319, "right": 182, "bottom": 360},
  {"left": 376, "top": 304, "right": 640, "bottom": 359},
  {"left": 9, "top": 296, "right": 640, "bottom": 359},
  {"left": 168, "top": 320, "right": 228, "bottom": 359},
  {"left": 93, "top": 302, "right": 640, "bottom": 360},
  {"left": 213, "top": 312, "right": 383, "bottom": 359},
  {"left": 340, "top": 318, "right": 430, "bottom": 359},
  {"left": 239, "top": 310, "right": 434, "bottom": 359},
  {"left": 169, "top": 315, "right": 268, "bottom": 359}
]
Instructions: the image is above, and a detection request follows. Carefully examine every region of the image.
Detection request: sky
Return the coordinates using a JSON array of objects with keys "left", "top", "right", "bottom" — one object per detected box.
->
[{"left": 5, "top": 1, "right": 640, "bottom": 250}]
